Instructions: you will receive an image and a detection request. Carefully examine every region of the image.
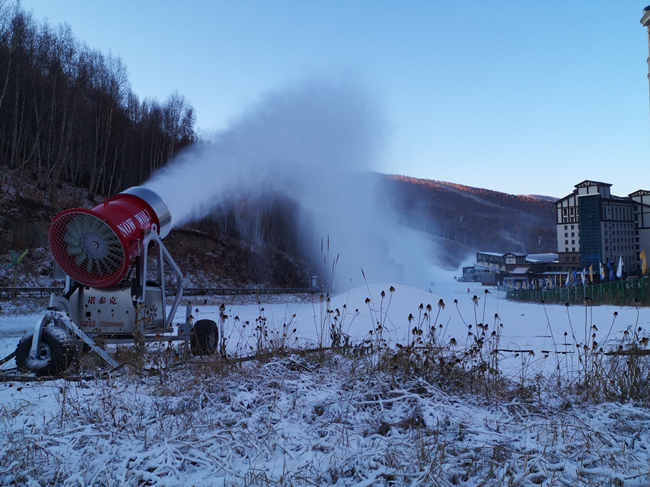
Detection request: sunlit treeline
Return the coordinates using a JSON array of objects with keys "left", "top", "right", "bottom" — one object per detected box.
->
[{"left": 385, "top": 175, "right": 557, "bottom": 253}]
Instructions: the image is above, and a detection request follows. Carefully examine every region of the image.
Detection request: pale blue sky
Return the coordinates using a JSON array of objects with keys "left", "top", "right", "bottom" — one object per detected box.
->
[{"left": 19, "top": 0, "right": 650, "bottom": 198}]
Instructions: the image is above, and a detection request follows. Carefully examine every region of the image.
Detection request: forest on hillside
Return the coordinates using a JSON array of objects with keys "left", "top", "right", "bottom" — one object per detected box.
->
[
  {"left": 0, "top": 1, "right": 557, "bottom": 275},
  {"left": 0, "top": 2, "right": 195, "bottom": 202},
  {"left": 0, "top": 1, "right": 319, "bottom": 280},
  {"left": 384, "top": 175, "right": 557, "bottom": 254}
]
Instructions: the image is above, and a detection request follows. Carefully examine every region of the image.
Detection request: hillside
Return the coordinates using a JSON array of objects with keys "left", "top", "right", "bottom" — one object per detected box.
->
[
  {"left": 0, "top": 168, "right": 558, "bottom": 289},
  {"left": 383, "top": 175, "right": 557, "bottom": 258},
  {"left": 0, "top": 169, "right": 311, "bottom": 289}
]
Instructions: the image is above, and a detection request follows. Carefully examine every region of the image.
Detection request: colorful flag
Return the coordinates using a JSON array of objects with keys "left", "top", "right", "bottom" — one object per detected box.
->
[
  {"left": 589, "top": 264, "right": 593, "bottom": 283},
  {"left": 565, "top": 271, "right": 570, "bottom": 287},
  {"left": 617, "top": 255, "right": 623, "bottom": 279},
  {"left": 608, "top": 260, "right": 614, "bottom": 281},
  {"left": 641, "top": 249, "right": 647, "bottom": 275},
  {"left": 581, "top": 268, "right": 586, "bottom": 285},
  {"left": 572, "top": 270, "right": 577, "bottom": 286},
  {"left": 599, "top": 262, "right": 605, "bottom": 280}
]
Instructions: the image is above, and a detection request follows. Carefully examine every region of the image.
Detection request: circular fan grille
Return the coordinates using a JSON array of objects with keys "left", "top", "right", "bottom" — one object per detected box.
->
[{"left": 49, "top": 212, "right": 127, "bottom": 287}]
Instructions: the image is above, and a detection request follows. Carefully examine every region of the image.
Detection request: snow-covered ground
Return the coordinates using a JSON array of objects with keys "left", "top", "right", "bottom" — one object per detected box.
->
[{"left": 2, "top": 270, "right": 650, "bottom": 485}]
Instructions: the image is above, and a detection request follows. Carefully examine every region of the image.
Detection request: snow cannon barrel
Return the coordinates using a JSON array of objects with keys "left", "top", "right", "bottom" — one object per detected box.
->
[{"left": 48, "top": 187, "right": 172, "bottom": 288}]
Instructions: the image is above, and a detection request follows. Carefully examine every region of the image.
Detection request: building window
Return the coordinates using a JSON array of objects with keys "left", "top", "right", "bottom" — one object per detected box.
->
[
  {"left": 572, "top": 240, "right": 575, "bottom": 244},
  {"left": 572, "top": 247, "right": 575, "bottom": 252},
  {"left": 571, "top": 225, "right": 574, "bottom": 229},
  {"left": 565, "top": 240, "right": 568, "bottom": 245},
  {"left": 565, "top": 257, "right": 570, "bottom": 262}
]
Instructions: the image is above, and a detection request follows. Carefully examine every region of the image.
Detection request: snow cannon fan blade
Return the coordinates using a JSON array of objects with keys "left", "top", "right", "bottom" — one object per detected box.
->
[{"left": 48, "top": 187, "right": 172, "bottom": 288}]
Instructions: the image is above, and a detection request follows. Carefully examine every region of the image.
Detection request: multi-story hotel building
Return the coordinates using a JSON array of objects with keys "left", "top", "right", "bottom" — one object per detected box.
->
[{"left": 556, "top": 181, "right": 650, "bottom": 278}]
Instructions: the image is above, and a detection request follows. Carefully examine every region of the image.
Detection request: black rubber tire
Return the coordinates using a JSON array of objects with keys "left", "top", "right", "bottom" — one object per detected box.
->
[
  {"left": 190, "top": 319, "right": 219, "bottom": 356},
  {"left": 15, "top": 327, "right": 74, "bottom": 376}
]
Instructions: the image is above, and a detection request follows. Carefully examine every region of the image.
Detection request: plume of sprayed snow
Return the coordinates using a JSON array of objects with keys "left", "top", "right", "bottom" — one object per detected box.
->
[{"left": 144, "top": 78, "right": 435, "bottom": 288}]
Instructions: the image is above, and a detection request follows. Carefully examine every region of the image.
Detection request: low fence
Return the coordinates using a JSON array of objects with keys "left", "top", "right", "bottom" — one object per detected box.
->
[
  {"left": 0, "top": 287, "right": 317, "bottom": 300},
  {"left": 0, "top": 287, "right": 62, "bottom": 299},
  {"left": 181, "top": 288, "right": 315, "bottom": 297},
  {"left": 506, "top": 278, "right": 650, "bottom": 306}
]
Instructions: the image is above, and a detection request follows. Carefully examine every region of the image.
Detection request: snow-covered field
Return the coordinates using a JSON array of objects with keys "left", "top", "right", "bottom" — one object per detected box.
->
[{"left": 2, "top": 270, "right": 650, "bottom": 486}]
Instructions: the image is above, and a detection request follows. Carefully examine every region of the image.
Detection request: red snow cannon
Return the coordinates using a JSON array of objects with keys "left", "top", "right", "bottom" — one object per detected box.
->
[{"left": 48, "top": 187, "right": 172, "bottom": 288}]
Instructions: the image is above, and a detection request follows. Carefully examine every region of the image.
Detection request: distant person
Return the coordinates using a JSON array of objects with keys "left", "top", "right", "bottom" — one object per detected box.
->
[{"left": 467, "top": 288, "right": 470, "bottom": 293}]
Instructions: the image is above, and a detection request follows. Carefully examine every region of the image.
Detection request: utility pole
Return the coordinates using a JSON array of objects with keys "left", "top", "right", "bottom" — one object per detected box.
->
[{"left": 641, "top": 7, "right": 650, "bottom": 119}]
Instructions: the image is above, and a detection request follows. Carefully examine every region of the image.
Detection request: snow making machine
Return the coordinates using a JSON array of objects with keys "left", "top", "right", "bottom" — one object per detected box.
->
[{"left": 13, "top": 186, "right": 219, "bottom": 376}]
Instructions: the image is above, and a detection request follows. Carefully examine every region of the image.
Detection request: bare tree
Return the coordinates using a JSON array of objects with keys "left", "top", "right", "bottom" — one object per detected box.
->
[{"left": 0, "top": 2, "right": 197, "bottom": 199}]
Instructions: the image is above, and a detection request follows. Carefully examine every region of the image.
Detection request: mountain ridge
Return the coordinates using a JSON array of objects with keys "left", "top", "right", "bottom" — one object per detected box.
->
[{"left": 382, "top": 174, "right": 557, "bottom": 261}]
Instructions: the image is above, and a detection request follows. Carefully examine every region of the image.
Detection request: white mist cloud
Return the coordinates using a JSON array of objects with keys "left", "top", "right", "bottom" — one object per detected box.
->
[{"left": 144, "top": 77, "right": 435, "bottom": 288}]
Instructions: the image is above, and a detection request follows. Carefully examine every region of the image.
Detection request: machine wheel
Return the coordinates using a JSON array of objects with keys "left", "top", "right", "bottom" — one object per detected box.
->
[
  {"left": 15, "top": 327, "right": 74, "bottom": 376},
  {"left": 191, "top": 319, "right": 219, "bottom": 356}
]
